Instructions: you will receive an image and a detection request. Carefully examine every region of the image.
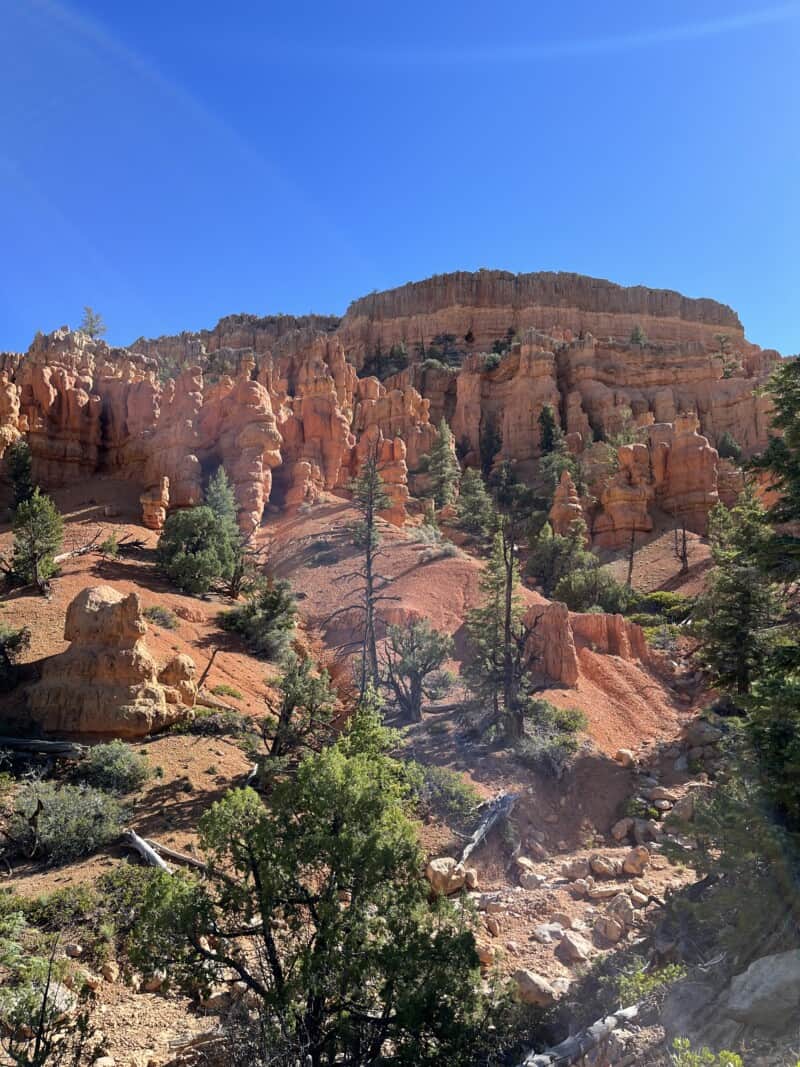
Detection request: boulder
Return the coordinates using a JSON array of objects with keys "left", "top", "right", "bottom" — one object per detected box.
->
[
  {"left": 425, "top": 857, "right": 465, "bottom": 895},
  {"left": 594, "top": 916, "right": 625, "bottom": 943},
  {"left": 514, "top": 969, "right": 557, "bottom": 1007},
  {"left": 27, "top": 585, "right": 195, "bottom": 737},
  {"left": 558, "top": 930, "right": 593, "bottom": 963},
  {"left": 622, "top": 846, "right": 651, "bottom": 876},
  {"left": 725, "top": 949, "right": 800, "bottom": 1031}
]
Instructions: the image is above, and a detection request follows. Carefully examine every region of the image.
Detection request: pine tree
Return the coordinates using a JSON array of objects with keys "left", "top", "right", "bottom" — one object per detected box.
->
[
  {"left": 455, "top": 468, "right": 496, "bottom": 541},
  {"left": 527, "top": 518, "right": 594, "bottom": 597},
  {"left": 754, "top": 357, "right": 800, "bottom": 526},
  {"left": 6, "top": 440, "right": 35, "bottom": 508},
  {"left": 205, "top": 465, "right": 238, "bottom": 529},
  {"left": 695, "top": 491, "right": 780, "bottom": 695},
  {"left": 383, "top": 619, "right": 454, "bottom": 722},
  {"left": 426, "top": 418, "right": 461, "bottom": 507},
  {"left": 348, "top": 448, "right": 392, "bottom": 696},
  {"left": 9, "top": 489, "right": 63, "bottom": 592},
  {"left": 464, "top": 530, "right": 526, "bottom": 735},
  {"left": 537, "top": 404, "right": 563, "bottom": 455},
  {"left": 79, "top": 306, "right": 106, "bottom": 339}
]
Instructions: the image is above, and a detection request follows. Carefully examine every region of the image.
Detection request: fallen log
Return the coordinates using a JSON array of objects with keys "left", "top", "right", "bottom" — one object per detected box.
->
[
  {"left": 195, "top": 690, "right": 239, "bottom": 714},
  {"left": 459, "top": 791, "right": 517, "bottom": 866},
  {"left": 519, "top": 1004, "right": 640, "bottom": 1066},
  {"left": 142, "top": 837, "right": 208, "bottom": 874},
  {"left": 0, "top": 736, "right": 86, "bottom": 759},
  {"left": 121, "top": 829, "right": 172, "bottom": 872}
]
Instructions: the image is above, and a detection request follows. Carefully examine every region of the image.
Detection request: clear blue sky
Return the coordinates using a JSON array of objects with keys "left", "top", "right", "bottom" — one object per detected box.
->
[{"left": 2, "top": 1, "right": 799, "bottom": 353}]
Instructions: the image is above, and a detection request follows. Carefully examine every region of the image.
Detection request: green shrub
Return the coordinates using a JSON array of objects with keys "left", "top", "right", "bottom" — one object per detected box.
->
[
  {"left": 554, "top": 567, "right": 634, "bottom": 614},
  {"left": 406, "top": 763, "right": 482, "bottom": 831},
  {"left": 527, "top": 520, "right": 594, "bottom": 596},
  {"left": 517, "top": 699, "right": 588, "bottom": 775},
  {"left": 211, "top": 683, "right": 243, "bottom": 700},
  {"left": 481, "top": 353, "right": 502, "bottom": 372},
  {"left": 716, "top": 431, "right": 743, "bottom": 464},
  {"left": 615, "top": 960, "right": 686, "bottom": 1006},
  {"left": 10, "top": 782, "right": 125, "bottom": 865},
  {"left": 174, "top": 707, "right": 251, "bottom": 736},
  {"left": 630, "top": 590, "right": 693, "bottom": 622},
  {"left": 219, "top": 579, "right": 297, "bottom": 659},
  {"left": 670, "top": 1037, "right": 743, "bottom": 1067},
  {"left": 22, "top": 885, "right": 98, "bottom": 931},
  {"left": 98, "top": 534, "right": 119, "bottom": 558},
  {"left": 157, "top": 505, "right": 236, "bottom": 595},
  {"left": 0, "top": 625, "right": 31, "bottom": 692},
  {"left": 76, "top": 741, "right": 151, "bottom": 794},
  {"left": 6, "top": 439, "right": 35, "bottom": 507},
  {"left": 143, "top": 604, "right": 179, "bottom": 630}
]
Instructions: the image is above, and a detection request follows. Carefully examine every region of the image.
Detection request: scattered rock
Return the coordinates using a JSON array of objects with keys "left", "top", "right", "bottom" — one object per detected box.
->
[
  {"left": 607, "top": 893, "right": 636, "bottom": 928},
  {"left": 594, "top": 916, "right": 625, "bottom": 943},
  {"left": 648, "top": 786, "right": 678, "bottom": 802},
  {"left": 590, "top": 854, "right": 621, "bottom": 879},
  {"left": 464, "top": 867, "right": 479, "bottom": 890},
  {"left": 671, "top": 793, "right": 696, "bottom": 822},
  {"left": 519, "top": 871, "right": 546, "bottom": 890},
  {"left": 514, "top": 969, "right": 557, "bottom": 1007},
  {"left": 531, "top": 923, "right": 564, "bottom": 945},
  {"left": 561, "top": 857, "right": 591, "bottom": 881},
  {"left": 486, "top": 916, "right": 501, "bottom": 937},
  {"left": 476, "top": 942, "right": 496, "bottom": 966},
  {"left": 622, "top": 846, "right": 651, "bottom": 876},
  {"left": 425, "top": 857, "right": 465, "bottom": 895},
  {"left": 558, "top": 930, "right": 593, "bottom": 963},
  {"left": 64, "top": 943, "right": 83, "bottom": 959},
  {"left": 101, "top": 961, "right": 120, "bottom": 983},
  {"left": 587, "top": 883, "right": 619, "bottom": 901},
  {"left": 611, "top": 817, "right": 634, "bottom": 842},
  {"left": 141, "top": 971, "right": 166, "bottom": 993},
  {"left": 614, "top": 748, "right": 635, "bottom": 767},
  {"left": 683, "top": 720, "right": 723, "bottom": 747}
]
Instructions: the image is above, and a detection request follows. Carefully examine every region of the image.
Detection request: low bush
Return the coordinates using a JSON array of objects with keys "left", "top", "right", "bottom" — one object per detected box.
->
[
  {"left": 630, "top": 590, "right": 693, "bottom": 622},
  {"left": 406, "top": 762, "right": 482, "bottom": 831},
  {"left": 219, "top": 579, "right": 297, "bottom": 659},
  {"left": 173, "top": 707, "right": 251, "bottom": 737},
  {"left": 211, "top": 683, "right": 243, "bottom": 701},
  {"left": 10, "top": 782, "right": 125, "bottom": 865},
  {"left": 517, "top": 699, "right": 588, "bottom": 775},
  {"left": 554, "top": 567, "right": 634, "bottom": 614},
  {"left": 716, "top": 431, "right": 743, "bottom": 464},
  {"left": 0, "top": 624, "right": 31, "bottom": 692},
  {"left": 614, "top": 959, "right": 686, "bottom": 1007},
  {"left": 76, "top": 740, "right": 151, "bottom": 794},
  {"left": 143, "top": 604, "right": 179, "bottom": 630},
  {"left": 670, "top": 1038, "right": 743, "bottom": 1067},
  {"left": 22, "top": 885, "right": 98, "bottom": 931}
]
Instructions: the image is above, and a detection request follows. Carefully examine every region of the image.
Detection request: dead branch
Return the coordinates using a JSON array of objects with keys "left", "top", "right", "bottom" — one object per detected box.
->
[
  {"left": 0, "top": 736, "right": 86, "bottom": 759},
  {"left": 520, "top": 1003, "right": 640, "bottom": 1066},
  {"left": 121, "top": 828, "right": 172, "bottom": 872},
  {"left": 459, "top": 791, "right": 517, "bottom": 866}
]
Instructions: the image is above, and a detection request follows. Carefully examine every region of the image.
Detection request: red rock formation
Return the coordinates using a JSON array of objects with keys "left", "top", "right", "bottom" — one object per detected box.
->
[
  {"left": 650, "top": 414, "right": 719, "bottom": 532},
  {"left": 339, "top": 270, "right": 745, "bottom": 360},
  {"left": 0, "top": 372, "right": 21, "bottom": 459},
  {"left": 140, "top": 477, "right": 170, "bottom": 531},
  {"left": 549, "top": 470, "right": 585, "bottom": 536},
  {"left": 593, "top": 443, "right": 654, "bottom": 549},
  {"left": 27, "top": 585, "right": 195, "bottom": 737}
]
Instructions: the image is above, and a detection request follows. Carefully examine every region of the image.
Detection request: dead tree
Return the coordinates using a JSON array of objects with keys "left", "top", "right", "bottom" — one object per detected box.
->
[{"left": 674, "top": 517, "right": 690, "bottom": 574}]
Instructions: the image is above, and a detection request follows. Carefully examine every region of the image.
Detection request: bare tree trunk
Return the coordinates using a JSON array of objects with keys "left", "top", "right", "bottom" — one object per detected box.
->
[{"left": 626, "top": 526, "right": 636, "bottom": 588}]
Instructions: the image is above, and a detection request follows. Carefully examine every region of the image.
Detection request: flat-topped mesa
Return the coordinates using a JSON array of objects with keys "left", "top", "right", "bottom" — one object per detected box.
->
[{"left": 338, "top": 269, "right": 745, "bottom": 362}]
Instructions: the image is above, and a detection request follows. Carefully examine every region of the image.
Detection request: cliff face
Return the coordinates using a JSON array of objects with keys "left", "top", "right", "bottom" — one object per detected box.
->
[
  {"left": 338, "top": 270, "right": 746, "bottom": 361},
  {"left": 0, "top": 269, "right": 781, "bottom": 543}
]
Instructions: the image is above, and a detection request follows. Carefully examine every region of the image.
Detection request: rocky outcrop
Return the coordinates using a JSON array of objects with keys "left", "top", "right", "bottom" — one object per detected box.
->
[
  {"left": 27, "top": 585, "right": 196, "bottom": 737},
  {"left": 339, "top": 270, "right": 745, "bottom": 360},
  {"left": 548, "top": 470, "right": 585, "bottom": 537},
  {"left": 0, "top": 371, "right": 21, "bottom": 459},
  {"left": 523, "top": 601, "right": 649, "bottom": 687}
]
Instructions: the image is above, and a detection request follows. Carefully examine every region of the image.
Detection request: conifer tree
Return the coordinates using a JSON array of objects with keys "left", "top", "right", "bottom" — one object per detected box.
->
[
  {"left": 9, "top": 489, "right": 63, "bottom": 592},
  {"left": 455, "top": 468, "right": 496, "bottom": 541},
  {"left": 695, "top": 491, "right": 780, "bottom": 695},
  {"left": 537, "top": 403, "right": 563, "bottom": 455},
  {"left": 426, "top": 418, "right": 461, "bottom": 507},
  {"left": 6, "top": 440, "right": 35, "bottom": 507},
  {"left": 348, "top": 448, "right": 392, "bottom": 696}
]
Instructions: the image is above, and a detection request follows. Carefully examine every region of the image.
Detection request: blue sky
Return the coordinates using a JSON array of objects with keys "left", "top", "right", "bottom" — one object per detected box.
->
[{"left": 2, "top": 1, "right": 799, "bottom": 353}]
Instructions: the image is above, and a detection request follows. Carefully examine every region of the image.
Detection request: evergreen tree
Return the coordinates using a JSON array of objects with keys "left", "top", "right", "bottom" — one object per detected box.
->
[
  {"left": 527, "top": 519, "right": 595, "bottom": 597},
  {"left": 262, "top": 651, "right": 336, "bottom": 762},
  {"left": 754, "top": 356, "right": 800, "bottom": 526},
  {"left": 426, "top": 418, "right": 461, "bottom": 507},
  {"left": 6, "top": 440, "right": 35, "bottom": 507},
  {"left": 10, "top": 489, "right": 63, "bottom": 592},
  {"left": 157, "top": 505, "right": 236, "bottom": 596},
  {"left": 130, "top": 702, "right": 503, "bottom": 1066},
  {"left": 537, "top": 404, "right": 563, "bottom": 455},
  {"left": 695, "top": 492, "right": 781, "bottom": 695},
  {"left": 455, "top": 468, "right": 496, "bottom": 541},
  {"left": 717, "top": 430, "right": 743, "bottom": 464},
  {"left": 79, "top": 306, "right": 106, "bottom": 339},
  {"left": 383, "top": 619, "right": 454, "bottom": 722},
  {"left": 464, "top": 531, "right": 526, "bottom": 735},
  {"left": 205, "top": 465, "right": 238, "bottom": 529},
  {"left": 348, "top": 448, "right": 392, "bottom": 696}
]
